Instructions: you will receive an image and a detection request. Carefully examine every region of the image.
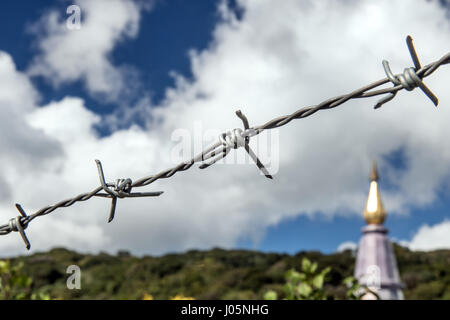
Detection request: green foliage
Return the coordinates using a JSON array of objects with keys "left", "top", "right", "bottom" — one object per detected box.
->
[
  {"left": 265, "top": 258, "right": 331, "bottom": 300},
  {"left": 408, "top": 280, "right": 446, "bottom": 300},
  {"left": 263, "top": 290, "right": 278, "bottom": 300},
  {"left": 343, "top": 276, "right": 362, "bottom": 300},
  {"left": 0, "top": 260, "right": 50, "bottom": 300},
  {"left": 1, "top": 245, "right": 449, "bottom": 300},
  {"left": 264, "top": 261, "right": 381, "bottom": 300},
  {"left": 343, "top": 276, "right": 380, "bottom": 300}
]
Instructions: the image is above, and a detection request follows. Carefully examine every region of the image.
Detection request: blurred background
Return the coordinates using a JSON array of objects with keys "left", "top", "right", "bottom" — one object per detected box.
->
[{"left": 0, "top": 0, "right": 449, "bottom": 299}]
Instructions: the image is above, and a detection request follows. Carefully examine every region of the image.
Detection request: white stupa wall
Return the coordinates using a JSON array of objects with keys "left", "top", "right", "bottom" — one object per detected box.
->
[{"left": 355, "top": 224, "right": 404, "bottom": 300}]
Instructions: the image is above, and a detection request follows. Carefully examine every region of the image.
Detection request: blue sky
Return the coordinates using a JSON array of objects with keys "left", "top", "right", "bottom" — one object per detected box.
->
[
  {"left": 0, "top": 0, "right": 450, "bottom": 256},
  {"left": 0, "top": 0, "right": 219, "bottom": 121}
]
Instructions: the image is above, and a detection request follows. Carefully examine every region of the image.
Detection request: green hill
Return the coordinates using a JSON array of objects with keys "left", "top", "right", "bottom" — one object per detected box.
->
[{"left": 3, "top": 245, "right": 450, "bottom": 299}]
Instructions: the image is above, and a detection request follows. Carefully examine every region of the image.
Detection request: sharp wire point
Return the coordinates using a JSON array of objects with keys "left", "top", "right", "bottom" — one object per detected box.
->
[
  {"left": 245, "top": 144, "right": 273, "bottom": 179},
  {"left": 406, "top": 35, "right": 422, "bottom": 70},
  {"left": 15, "top": 203, "right": 27, "bottom": 217},
  {"left": 108, "top": 197, "right": 117, "bottom": 223}
]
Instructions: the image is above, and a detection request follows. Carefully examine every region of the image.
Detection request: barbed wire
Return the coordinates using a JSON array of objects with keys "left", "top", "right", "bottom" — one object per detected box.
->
[{"left": 1, "top": 35, "right": 449, "bottom": 250}]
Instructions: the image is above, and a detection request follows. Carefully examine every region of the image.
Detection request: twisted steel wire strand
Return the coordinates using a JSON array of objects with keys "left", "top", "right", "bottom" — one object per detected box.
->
[{"left": 1, "top": 36, "right": 450, "bottom": 249}]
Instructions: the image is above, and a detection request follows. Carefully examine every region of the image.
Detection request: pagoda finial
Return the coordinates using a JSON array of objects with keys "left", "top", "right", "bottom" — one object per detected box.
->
[
  {"left": 370, "top": 160, "right": 379, "bottom": 182},
  {"left": 363, "top": 160, "right": 386, "bottom": 225}
]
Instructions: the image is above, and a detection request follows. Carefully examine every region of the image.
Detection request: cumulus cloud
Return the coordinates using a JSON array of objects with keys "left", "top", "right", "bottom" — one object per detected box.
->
[
  {"left": 1, "top": 0, "right": 450, "bottom": 256},
  {"left": 153, "top": 0, "right": 450, "bottom": 218},
  {"left": 339, "top": 220, "right": 450, "bottom": 253},
  {"left": 406, "top": 220, "right": 450, "bottom": 251},
  {"left": 27, "top": 0, "right": 148, "bottom": 101},
  {"left": 0, "top": 52, "right": 63, "bottom": 185},
  {"left": 337, "top": 241, "right": 357, "bottom": 252}
]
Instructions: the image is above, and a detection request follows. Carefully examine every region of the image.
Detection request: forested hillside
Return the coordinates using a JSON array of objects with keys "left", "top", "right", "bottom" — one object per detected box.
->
[{"left": 2, "top": 245, "right": 449, "bottom": 300}]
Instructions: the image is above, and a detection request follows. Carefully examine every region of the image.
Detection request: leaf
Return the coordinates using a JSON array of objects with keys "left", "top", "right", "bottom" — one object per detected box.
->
[
  {"left": 343, "top": 276, "right": 355, "bottom": 286},
  {"left": 311, "top": 262, "right": 318, "bottom": 273},
  {"left": 298, "top": 282, "right": 312, "bottom": 298},
  {"left": 0, "top": 260, "right": 8, "bottom": 272},
  {"left": 301, "top": 258, "right": 311, "bottom": 272},
  {"left": 283, "top": 282, "right": 294, "bottom": 299},
  {"left": 321, "top": 267, "right": 331, "bottom": 277},
  {"left": 286, "top": 269, "right": 302, "bottom": 284},
  {"left": 264, "top": 290, "right": 278, "bottom": 300},
  {"left": 313, "top": 274, "right": 324, "bottom": 289}
]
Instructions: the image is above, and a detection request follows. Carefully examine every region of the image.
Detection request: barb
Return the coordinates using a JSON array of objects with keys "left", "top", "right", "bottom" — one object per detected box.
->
[
  {"left": 9, "top": 204, "right": 31, "bottom": 250},
  {"left": 1, "top": 35, "right": 449, "bottom": 249},
  {"left": 375, "top": 36, "right": 438, "bottom": 109},
  {"left": 199, "top": 110, "right": 273, "bottom": 179},
  {"left": 95, "top": 159, "right": 163, "bottom": 223}
]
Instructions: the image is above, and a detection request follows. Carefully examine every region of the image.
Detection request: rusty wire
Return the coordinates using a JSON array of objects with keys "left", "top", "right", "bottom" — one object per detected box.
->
[{"left": 1, "top": 35, "right": 449, "bottom": 250}]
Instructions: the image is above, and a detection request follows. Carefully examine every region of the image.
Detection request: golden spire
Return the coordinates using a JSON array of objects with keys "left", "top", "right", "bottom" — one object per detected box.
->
[{"left": 363, "top": 161, "right": 386, "bottom": 225}]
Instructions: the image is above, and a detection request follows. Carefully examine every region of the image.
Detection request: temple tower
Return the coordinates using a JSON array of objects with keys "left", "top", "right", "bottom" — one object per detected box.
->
[{"left": 354, "top": 161, "right": 404, "bottom": 300}]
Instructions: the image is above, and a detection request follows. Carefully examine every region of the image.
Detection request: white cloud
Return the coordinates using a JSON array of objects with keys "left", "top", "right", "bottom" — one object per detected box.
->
[
  {"left": 0, "top": 52, "right": 39, "bottom": 111},
  {"left": 1, "top": 0, "right": 450, "bottom": 256},
  {"left": 27, "top": 0, "right": 148, "bottom": 101},
  {"left": 0, "top": 52, "right": 62, "bottom": 182},
  {"left": 406, "top": 220, "right": 450, "bottom": 251},
  {"left": 337, "top": 241, "right": 357, "bottom": 252}
]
